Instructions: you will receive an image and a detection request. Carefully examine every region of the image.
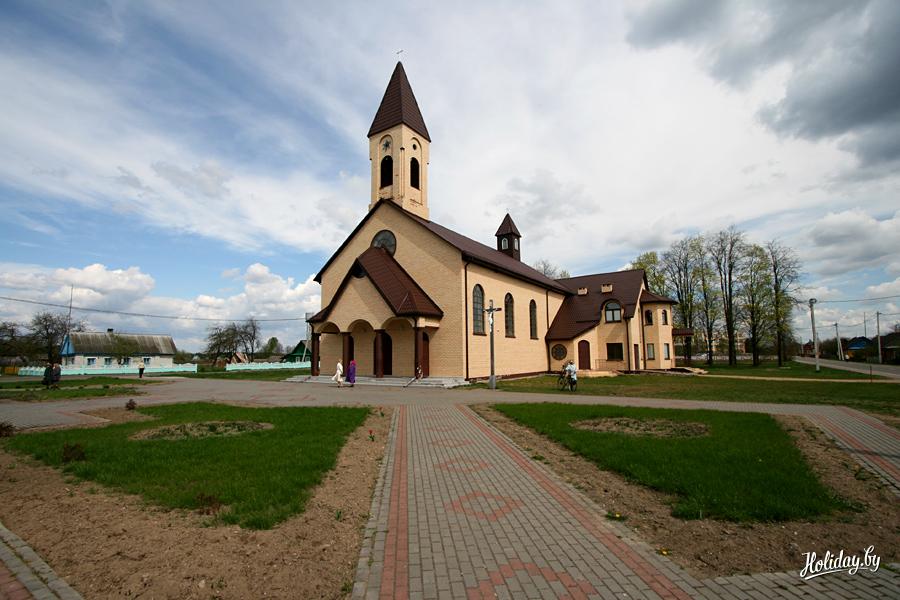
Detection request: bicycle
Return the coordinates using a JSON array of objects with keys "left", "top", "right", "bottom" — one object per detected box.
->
[{"left": 557, "top": 370, "right": 577, "bottom": 392}]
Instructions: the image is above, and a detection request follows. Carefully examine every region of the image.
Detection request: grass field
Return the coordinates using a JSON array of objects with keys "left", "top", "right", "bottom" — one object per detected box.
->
[
  {"left": 692, "top": 360, "right": 881, "bottom": 379},
  {"left": 3, "top": 402, "right": 368, "bottom": 529},
  {"left": 482, "top": 375, "right": 900, "bottom": 416},
  {"left": 163, "top": 368, "right": 310, "bottom": 381},
  {"left": 0, "top": 376, "right": 155, "bottom": 389},
  {"left": 493, "top": 403, "right": 848, "bottom": 522}
]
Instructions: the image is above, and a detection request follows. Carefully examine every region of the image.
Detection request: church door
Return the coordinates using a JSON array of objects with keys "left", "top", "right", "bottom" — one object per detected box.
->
[
  {"left": 634, "top": 344, "right": 640, "bottom": 370},
  {"left": 382, "top": 332, "right": 393, "bottom": 376},
  {"left": 421, "top": 333, "right": 430, "bottom": 378},
  {"left": 578, "top": 340, "right": 591, "bottom": 371}
]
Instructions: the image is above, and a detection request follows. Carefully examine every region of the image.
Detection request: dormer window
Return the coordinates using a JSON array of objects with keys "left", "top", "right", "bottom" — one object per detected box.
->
[
  {"left": 577, "top": 287, "right": 588, "bottom": 296},
  {"left": 601, "top": 283, "right": 613, "bottom": 293},
  {"left": 605, "top": 301, "right": 622, "bottom": 323}
]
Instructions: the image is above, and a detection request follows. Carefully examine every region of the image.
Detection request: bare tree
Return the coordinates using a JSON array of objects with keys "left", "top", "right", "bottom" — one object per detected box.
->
[
  {"left": 766, "top": 240, "right": 801, "bottom": 367},
  {"left": 739, "top": 244, "right": 773, "bottom": 366},
  {"left": 28, "top": 312, "right": 83, "bottom": 363},
  {"left": 205, "top": 324, "right": 240, "bottom": 364},
  {"left": 695, "top": 248, "right": 721, "bottom": 365},
  {"left": 708, "top": 227, "right": 746, "bottom": 366},
  {"left": 661, "top": 236, "right": 701, "bottom": 364},
  {"left": 110, "top": 334, "right": 140, "bottom": 365},
  {"left": 239, "top": 318, "right": 262, "bottom": 360},
  {"left": 532, "top": 259, "right": 570, "bottom": 279},
  {"left": 629, "top": 251, "right": 667, "bottom": 294}
]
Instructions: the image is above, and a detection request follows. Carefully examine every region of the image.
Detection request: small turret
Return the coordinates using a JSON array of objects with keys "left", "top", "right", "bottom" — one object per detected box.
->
[{"left": 495, "top": 213, "right": 521, "bottom": 261}]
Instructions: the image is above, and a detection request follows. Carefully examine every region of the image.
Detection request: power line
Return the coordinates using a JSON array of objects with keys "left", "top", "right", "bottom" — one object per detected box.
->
[
  {"left": 817, "top": 294, "right": 900, "bottom": 304},
  {"left": 0, "top": 295, "right": 306, "bottom": 323}
]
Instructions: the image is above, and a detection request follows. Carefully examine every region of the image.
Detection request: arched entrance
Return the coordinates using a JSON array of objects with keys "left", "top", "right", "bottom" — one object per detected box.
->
[
  {"left": 578, "top": 340, "right": 591, "bottom": 371},
  {"left": 374, "top": 331, "right": 393, "bottom": 377}
]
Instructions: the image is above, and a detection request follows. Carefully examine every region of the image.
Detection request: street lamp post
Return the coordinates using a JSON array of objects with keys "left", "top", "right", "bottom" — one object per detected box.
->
[
  {"left": 484, "top": 299, "right": 502, "bottom": 390},
  {"left": 809, "top": 298, "right": 820, "bottom": 373}
]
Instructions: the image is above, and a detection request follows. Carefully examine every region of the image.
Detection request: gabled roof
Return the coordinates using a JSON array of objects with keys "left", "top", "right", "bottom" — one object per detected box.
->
[
  {"left": 367, "top": 62, "right": 431, "bottom": 142},
  {"left": 314, "top": 200, "right": 568, "bottom": 293},
  {"left": 309, "top": 246, "right": 442, "bottom": 323},
  {"left": 640, "top": 290, "right": 677, "bottom": 304},
  {"left": 495, "top": 213, "right": 521, "bottom": 237},
  {"left": 546, "top": 270, "right": 649, "bottom": 341},
  {"left": 61, "top": 332, "right": 177, "bottom": 356}
]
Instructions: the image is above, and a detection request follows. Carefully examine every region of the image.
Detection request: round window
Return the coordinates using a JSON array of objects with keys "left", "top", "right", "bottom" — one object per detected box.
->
[
  {"left": 551, "top": 344, "right": 567, "bottom": 360},
  {"left": 371, "top": 230, "right": 397, "bottom": 256}
]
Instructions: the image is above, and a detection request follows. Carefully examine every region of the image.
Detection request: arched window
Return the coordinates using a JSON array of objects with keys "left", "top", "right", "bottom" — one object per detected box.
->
[
  {"left": 504, "top": 293, "right": 515, "bottom": 337},
  {"left": 644, "top": 310, "right": 653, "bottom": 325},
  {"left": 529, "top": 300, "right": 538, "bottom": 339},
  {"left": 605, "top": 301, "right": 622, "bottom": 323},
  {"left": 662, "top": 310, "right": 668, "bottom": 325},
  {"left": 410, "top": 157, "right": 420, "bottom": 189},
  {"left": 501, "top": 238, "right": 509, "bottom": 250},
  {"left": 472, "top": 285, "right": 484, "bottom": 334},
  {"left": 380, "top": 156, "right": 393, "bottom": 188}
]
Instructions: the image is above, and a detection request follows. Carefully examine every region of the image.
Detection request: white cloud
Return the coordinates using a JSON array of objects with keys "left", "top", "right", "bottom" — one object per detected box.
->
[{"left": 805, "top": 209, "right": 900, "bottom": 276}]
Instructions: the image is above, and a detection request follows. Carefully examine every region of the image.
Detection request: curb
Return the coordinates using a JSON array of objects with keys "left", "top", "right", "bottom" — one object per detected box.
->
[{"left": 0, "top": 521, "right": 82, "bottom": 600}]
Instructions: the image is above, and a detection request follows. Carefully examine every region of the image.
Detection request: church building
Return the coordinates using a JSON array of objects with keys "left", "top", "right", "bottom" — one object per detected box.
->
[{"left": 308, "top": 63, "right": 676, "bottom": 381}]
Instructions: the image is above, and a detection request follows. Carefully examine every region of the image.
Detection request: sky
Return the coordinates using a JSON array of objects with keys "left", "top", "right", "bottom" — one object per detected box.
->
[{"left": 1, "top": 0, "right": 899, "bottom": 352}]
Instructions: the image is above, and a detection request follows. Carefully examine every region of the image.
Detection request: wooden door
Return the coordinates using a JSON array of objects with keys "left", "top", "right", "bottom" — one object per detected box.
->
[
  {"left": 578, "top": 340, "right": 590, "bottom": 370},
  {"left": 421, "top": 333, "right": 430, "bottom": 377},
  {"left": 634, "top": 344, "right": 640, "bottom": 370}
]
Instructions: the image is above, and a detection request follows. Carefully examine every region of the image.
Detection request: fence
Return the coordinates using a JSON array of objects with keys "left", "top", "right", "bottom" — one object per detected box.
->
[
  {"left": 224, "top": 362, "right": 311, "bottom": 371},
  {"left": 17, "top": 364, "right": 199, "bottom": 377}
]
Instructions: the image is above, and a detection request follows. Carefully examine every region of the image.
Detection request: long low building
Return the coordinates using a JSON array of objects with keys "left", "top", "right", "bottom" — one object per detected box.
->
[{"left": 60, "top": 330, "right": 177, "bottom": 368}]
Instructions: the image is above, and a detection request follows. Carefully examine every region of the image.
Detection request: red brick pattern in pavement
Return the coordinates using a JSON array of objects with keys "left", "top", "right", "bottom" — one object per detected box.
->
[
  {"left": 380, "top": 406, "right": 409, "bottom": 600},
  {"left": 0, "top": 561, "right": 32, "bottom": 600}
]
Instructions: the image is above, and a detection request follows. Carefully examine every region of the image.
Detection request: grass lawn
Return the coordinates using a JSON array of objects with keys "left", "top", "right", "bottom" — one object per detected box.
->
[
  {"left": 163, "top": 368, "right": 310, "bottom": 381},
  {"left": 494, "top": 403, "right": 848, "bottom": 522},
  {"left": 482, "top": 375, "right": 900, "bottom": 416},
  {"left": 3, "top": 402, "right": 368, "bottom": 529},
  {"left": 693, "top": 360, "right": 881, "bottom": 379},
  {"left": 0, "top": 386, "right": 144, "bottom": 402},
  {"left": 0, "top": 376, "right": 155, "bottom": 389}
]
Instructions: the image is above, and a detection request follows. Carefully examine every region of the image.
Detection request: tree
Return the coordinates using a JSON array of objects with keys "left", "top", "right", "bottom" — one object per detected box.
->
[
  {"left": 629, "top": 251, "right": 667, "bottom": 294},
  {"left": 261, "top": 336, "right": 283, "bottom": 358},
  {"left": 173, "top": 349, "right": 194, "bottom": 364},
  {"left": 766, "top": 240, "right": 801, "bottom": 367},
  {"left": 532, "top": 259, "right": 570, "bottom": 279},
  {"left": 238, "top": 318, "right": 262, "bottom": 360},
  {"left": 110, "top": 334, "right": 140, "bottom": 365},
  {"left": 0, "top": 321, "right": 27, "bottom": 361},
  {"left": 738, "top": 244, "right": 773, "bottom": 366},
  {"left": 205, "top": 323, "right": 240, "bottom": 364},
  {"left": 660, "top": 236, "right": 701, "bottom": 364},
  {"left": 695, "top": 244, "right": 721, "bottom": 365},
  {"left": 28, "top": 312, "right": 81, "bottom": 363},
  {"left": 708, "top": 227, "right": 746, "bottom": 366}
]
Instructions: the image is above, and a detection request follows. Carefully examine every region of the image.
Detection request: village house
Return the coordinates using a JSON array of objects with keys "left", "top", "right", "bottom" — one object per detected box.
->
[
  {"left": 60, "top": 330, "right": 177, "bottom": 368},
  {"left": 308, "top": 63, "right": 676, "bottom": 380}
]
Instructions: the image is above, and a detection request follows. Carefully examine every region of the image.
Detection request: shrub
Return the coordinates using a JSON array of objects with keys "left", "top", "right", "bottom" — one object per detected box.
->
[
  {"left": 0, "top": 421, "right": 15, "bottom": 437},
  {"left": 196, "top": 492, "right": 223, "bottom": 515},
  {"left": 61, "top": 442, "right": 86, "bottom": 463},
  {"left": 125, "top": 399, "right": 137, "bottom": 411}
]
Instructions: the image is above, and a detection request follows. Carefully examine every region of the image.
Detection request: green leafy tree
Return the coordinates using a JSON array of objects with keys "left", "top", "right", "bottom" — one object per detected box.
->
[
  {"left": 766, "top": 240, "right": 801, "bottom": 366},
  {"left": 708, "top": 227, "right": 746, "bottom": 366},
  {"left": 629, "top": 251, "right": 667, "bottom": 294},
  {"left": 739, "top": 244, "right": 774, "bottom": 366}
]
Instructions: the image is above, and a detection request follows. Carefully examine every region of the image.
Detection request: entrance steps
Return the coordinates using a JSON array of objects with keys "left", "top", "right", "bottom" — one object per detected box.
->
[{"left": 286, "top": 375, "right": 468, "bottom": 388}]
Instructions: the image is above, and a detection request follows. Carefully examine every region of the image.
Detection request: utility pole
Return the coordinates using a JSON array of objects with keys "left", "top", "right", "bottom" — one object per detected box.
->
[
  {"left": 809, "top": 298, "right": 820, "bottom": 373},
  {"left": 876, "top": 311, "right": 882, "bottom": 364},
  {"left": 484, "top": 299, "right": 502, "bottom": 390},
  {"left": 863, "top": 312, "right": 867, "bottom": 338},
  {"left": 834, "top": 323, "right": 843, "bottom": 361}
]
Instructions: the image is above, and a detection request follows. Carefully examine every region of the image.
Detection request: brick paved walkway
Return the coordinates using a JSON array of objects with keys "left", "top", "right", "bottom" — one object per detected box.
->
[
  {"left": 353, "top": 405, "right": 900, "bottom": 600},
  {"left": 0, "top": 521, "right": 81, "bottom": 600}
]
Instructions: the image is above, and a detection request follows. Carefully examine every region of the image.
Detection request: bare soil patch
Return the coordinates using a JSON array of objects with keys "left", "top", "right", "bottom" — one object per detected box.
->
[
  {"left": 0, "top": 405, "right": 393, "bottom": 599},
  {"left": 473, "top": 405, "right": 900, "bottom": 577},
  {"left": 571, "top": 417, "right": 708, "bottom": 438},
  {"left": 130, "top": 421, "right": 274, "bottom": 441}
]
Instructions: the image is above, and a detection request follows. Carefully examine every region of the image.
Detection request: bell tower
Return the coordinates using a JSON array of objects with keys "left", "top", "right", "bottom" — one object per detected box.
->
[{"left": 368, "top": 62, "right": 431, "bottom": 220}]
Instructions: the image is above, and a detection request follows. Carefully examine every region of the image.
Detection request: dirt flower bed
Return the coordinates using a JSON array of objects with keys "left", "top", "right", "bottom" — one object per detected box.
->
[
  {"left": 0, "top": 405, "right": 394, "bottom": 599},
  {"left": 130, "top": 420, "right": 274, "bottom": 441},
  {"left": 571, "top": 417, "right": 708, "bottom": 438},
  {"left": 474, "top": 404, "right": 900, "bottom": 577}
]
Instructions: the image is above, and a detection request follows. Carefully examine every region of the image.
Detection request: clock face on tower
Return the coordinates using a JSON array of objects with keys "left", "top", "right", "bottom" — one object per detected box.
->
[{"left": 371, "top": 230, "right": 397, "bottom": 256}]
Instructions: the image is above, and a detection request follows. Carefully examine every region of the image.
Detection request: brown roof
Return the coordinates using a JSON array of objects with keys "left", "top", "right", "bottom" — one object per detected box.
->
[
  {"left": 546, "top": 270, "right": 648, "bottom": 341},
  {"left": 309, "top": 246, "right": 442, "bottom": 323},
  {"left": 367, "top": 62, "right": 431, "bottom": 142},
  {"left": 495, "top": 213, "right": 521, "bottom": 237},
  {"left": 315, "top": 200, "right": 569, "bottom": 293},
  {"left": 640, "top": 290, "right": 677, "bottom": 304},
  {"left": 63, "top": 332, "right": 177, "bottom": 356}
]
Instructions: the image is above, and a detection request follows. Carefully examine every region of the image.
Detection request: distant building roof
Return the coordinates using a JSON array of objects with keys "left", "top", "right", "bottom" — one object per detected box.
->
[{"left": 61, "top": 332, "right": 176, "bottom": 356}]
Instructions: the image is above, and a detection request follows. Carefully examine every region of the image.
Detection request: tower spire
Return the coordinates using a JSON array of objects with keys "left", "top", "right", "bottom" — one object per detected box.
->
[{"left": 368, "top": 62, "right": 431, "bottom": 141}]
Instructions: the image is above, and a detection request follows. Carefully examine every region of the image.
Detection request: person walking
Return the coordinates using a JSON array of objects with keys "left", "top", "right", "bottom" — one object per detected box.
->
[
  {"left": 346, "top": 359, "right": 357, "bottom": 387},
  {"left": 331, "top": 360, "right": 344, "bottom": 387},
  {"left": 137, "top": 359, "right": 145, "bottom": 379},
  {"left": 51, "top": 362, "right": 62, "bottom": 389},
  {"left": 42, "top": 362, "right": 53, "bottom": 389}
]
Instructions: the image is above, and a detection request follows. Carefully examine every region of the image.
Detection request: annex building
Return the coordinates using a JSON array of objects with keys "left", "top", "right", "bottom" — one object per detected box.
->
[{"left": 309, "top": 63, "right": 676, "bottom": 380}]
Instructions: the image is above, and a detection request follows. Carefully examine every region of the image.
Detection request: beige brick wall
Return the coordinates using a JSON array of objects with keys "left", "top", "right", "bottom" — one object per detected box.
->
[
  {"left": 639, "top": 303, "right": 675, "bottom": 368},
  {"left": 465, "top": 263, "right": 563, "bottom": 378},
  {"left": 369, "top": 124, "right": 430, "bottom": 220},
  {"left": 316, "top": 202, "right": 465, "bottom": 377}
]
